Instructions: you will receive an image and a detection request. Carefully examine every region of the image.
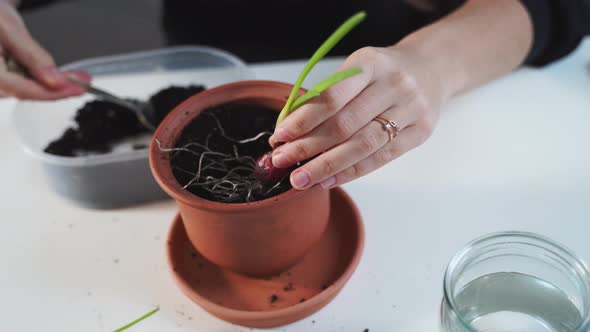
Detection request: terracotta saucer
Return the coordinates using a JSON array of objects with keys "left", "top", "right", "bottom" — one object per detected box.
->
[{"left": 166, "top": 187, "right": 365, "bottom": 328}]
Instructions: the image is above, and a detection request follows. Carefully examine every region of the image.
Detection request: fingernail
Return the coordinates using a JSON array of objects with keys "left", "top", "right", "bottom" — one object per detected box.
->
[
  {"left": 273, "top": 127, "right": 290, "bottom": 143},
  {"left": 40, "top": 67, "right": 67, "bottom": 87},
  {"left": 269, "top": 136, "right": 285, "bottom": 148},
  {"left": 320, "top": 176, "right": 337, "bottom": 189},
  {"left": 291, "top": 170, "right": 311, "bottom": 189},
  {"left": 65, "top": 70, "right": 92, "bottom": 83},
  {"left": 272, "top": 152, "right": 289, "bottom": 168}
]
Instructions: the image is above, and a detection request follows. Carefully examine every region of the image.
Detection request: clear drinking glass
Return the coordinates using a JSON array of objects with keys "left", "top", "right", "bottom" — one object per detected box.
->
[{"left": 441, "top": 232, "right": 590, "bottom": 332}]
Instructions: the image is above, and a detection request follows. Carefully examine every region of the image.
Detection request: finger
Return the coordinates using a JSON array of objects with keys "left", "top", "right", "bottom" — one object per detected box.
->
[
  {"left": 273, "top": 87, "right": 420, "bottom": 168},
  {"left": 0, "top": 56, "right": 8, "bottom": 97},
  {"left": 0, "top": 85, "right": 9, "bottom": 97},
  {"left": 0, "top": 55, "right": 7, "bottom": 96},
  {"left": 63, "top": 70, "right": 92, "bottom": 83},
  {"left": 0, "top": 23, "right": 66, "bottom": 88},
  {"left": 0, "top": 71, "right": 85, "bottom": 100},
  {"left": 271, "top": 48, "right": 379, "bottom": 145},
  {"left": 288, "top": 117, "right": 393, "bottom": 190},
  {"left": 272, "top": 80, "right": 392, "bottom": 168},
  {"left": 321, "top": 125, "right": 428, "bottom": 189}
]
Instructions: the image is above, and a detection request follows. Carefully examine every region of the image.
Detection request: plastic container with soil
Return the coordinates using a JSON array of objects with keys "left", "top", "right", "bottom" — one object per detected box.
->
[{"left": 12, "top": 46, "right": 252, "bottom": 209}]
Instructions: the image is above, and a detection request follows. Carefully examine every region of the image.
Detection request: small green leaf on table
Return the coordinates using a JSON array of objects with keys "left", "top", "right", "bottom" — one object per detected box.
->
[{"left": 113, "top": 307, "right": 160, "bottom": 332}]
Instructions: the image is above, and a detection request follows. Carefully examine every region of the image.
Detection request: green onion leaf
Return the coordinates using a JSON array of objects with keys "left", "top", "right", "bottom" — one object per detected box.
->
[
  {"left": 276, "top": 11, "right": 367, "bottom": 126},
  {"left": 113, "top": 307, "right": 160, "bottom": 332},
  {"left": 290, "top": 67, "right": 362, "bottom": 112}
]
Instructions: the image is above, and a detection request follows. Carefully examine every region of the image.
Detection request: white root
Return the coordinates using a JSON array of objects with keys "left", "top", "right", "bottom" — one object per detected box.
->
[{"left": 156, "top": 112, "right": 287, "bottom": 202}]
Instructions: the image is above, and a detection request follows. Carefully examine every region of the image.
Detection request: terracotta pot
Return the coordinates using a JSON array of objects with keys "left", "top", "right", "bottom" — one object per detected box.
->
[{"left": 149, "top": 81, "right": 330, "bottom": 277}]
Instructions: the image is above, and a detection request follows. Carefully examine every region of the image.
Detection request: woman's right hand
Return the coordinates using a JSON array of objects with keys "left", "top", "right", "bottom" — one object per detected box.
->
[{"left": 0, "top": 1, "right": 89, "bottom": 100}]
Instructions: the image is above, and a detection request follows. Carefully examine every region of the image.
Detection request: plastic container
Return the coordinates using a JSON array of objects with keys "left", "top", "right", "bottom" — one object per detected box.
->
[{"left": 12, "top": 46, "right": 253, "bottom": 209}]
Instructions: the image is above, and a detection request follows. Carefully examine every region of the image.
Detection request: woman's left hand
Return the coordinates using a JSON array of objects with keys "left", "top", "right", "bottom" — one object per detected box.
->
[{"left": 268, "top": 45, "right": 451, "bottom": 190}]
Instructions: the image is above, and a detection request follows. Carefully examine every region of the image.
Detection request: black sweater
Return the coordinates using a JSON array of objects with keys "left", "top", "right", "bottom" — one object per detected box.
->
[
  {"left": 520, "top": 0, "right": 590, "bottom": 66},
  {"left": 19, "top": 0, "right": 590, "bottom": 65}
]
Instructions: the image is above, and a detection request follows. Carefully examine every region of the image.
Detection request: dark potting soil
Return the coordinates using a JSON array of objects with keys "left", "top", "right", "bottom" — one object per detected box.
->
[
  {"left": 44, "top": 85, "right": 205, "bottom": 157},
  {"left": 171, "top": 103, "right": 293, "bottom": 203},
  {"left": 150, "top": 85, "right": 206, "bottom": 125}
]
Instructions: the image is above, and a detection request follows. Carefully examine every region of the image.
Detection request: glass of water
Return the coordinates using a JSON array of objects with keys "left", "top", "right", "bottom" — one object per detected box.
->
[{"left": 441, "top": 231, "right": 590, "bottom": 332}]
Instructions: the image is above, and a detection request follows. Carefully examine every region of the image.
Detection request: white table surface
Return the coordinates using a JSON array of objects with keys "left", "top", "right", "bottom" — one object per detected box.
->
[{"left": 1, "top": 39, "right": 590, "bottom": 332}]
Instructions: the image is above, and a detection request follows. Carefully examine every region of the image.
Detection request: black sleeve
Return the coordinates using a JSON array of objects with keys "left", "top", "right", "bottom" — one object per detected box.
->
[
  {"left": 519, "top": 0, "right": 590, "bottom": 66},
  {"left": 17, "top": 0, "right": 57, "bottom": 10}
]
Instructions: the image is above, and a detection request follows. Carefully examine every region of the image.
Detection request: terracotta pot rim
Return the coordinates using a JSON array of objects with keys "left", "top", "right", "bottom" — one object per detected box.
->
[
  {"left": 149, "top": 80, "right": 315, "bottom": 212},
  {"left": 165, "top": 187, "right": 365, "bottom": 322}
]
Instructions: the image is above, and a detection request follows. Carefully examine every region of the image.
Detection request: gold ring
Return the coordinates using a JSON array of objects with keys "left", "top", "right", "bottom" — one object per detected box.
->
[{"left": 373, "top": 116, "right": 399, "bottom": 142}]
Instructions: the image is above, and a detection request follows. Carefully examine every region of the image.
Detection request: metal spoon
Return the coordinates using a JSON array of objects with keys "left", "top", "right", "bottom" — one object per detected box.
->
[
  {"left": 4, "top": 56, "right": 156, "bottom": 131},
  {"left": 65, "top": 76, "right": 156, "bottom": 131}
]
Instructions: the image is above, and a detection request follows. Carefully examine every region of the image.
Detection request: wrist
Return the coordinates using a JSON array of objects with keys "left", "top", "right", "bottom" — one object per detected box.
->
[
  {"left": 394, "top": 0, "right": 533, "bottom": 100},
  {"left": 395, "top": 27, "right": 467, "bottom": 101},
  {"left": 388, "top": 31, "right": 462, "bottom": 110}
]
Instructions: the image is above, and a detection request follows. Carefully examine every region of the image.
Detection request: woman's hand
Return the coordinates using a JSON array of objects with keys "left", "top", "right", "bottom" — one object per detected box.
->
[
  {"left": 269, "top": 45, "right": 450, "bottom": 190},
  {"left": 268, "top": 0, "right": 534, "bottom": 191},
  {"left": 0, "top": 1, "right": 89, "bottom": 100}
]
